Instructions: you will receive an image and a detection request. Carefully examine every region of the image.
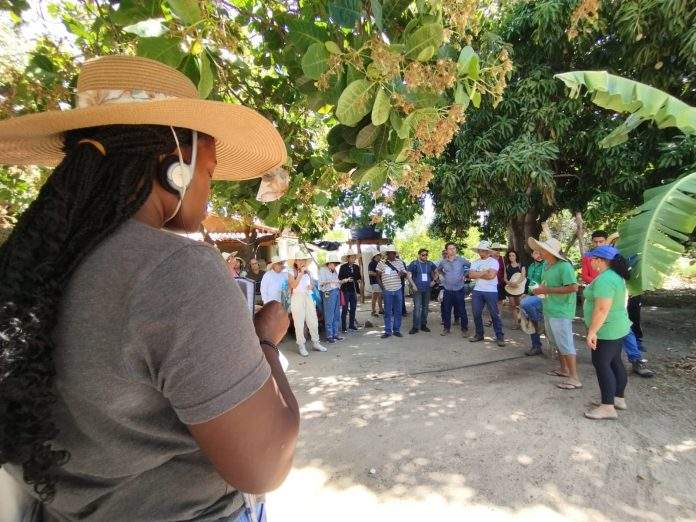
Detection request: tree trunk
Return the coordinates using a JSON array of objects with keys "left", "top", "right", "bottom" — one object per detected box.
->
[
  {"left": 575, "top": 211, "right": 586, "bottom": 255},
  {"left": 509, "top": 209, "right": 541, "bottom": 266}
]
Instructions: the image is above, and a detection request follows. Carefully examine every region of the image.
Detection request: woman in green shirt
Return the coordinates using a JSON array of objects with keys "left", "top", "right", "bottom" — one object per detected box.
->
[{"left": 583, "top": 246, "right": 632, "bottom": 420}]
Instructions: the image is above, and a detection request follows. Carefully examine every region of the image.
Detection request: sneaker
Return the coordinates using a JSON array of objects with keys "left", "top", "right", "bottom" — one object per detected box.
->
[
  {"left": 326, "top": 338, "right": 336, "bottom": 344},
  {"left": 313, "top": 342, "right": 327, "bottom": 352},
  {"left": 341, "top": 329, "right": 348, "bottom": 333},
  {"left": 381, "top": 332, "right": 392, "bottom": 339},
  {"left": 632, "top": 359, "right": 656, "bottom": 378},
  {"left": 334, "top": 336, "right": 345, "bottom": 342},
  {"left": 298, "top": 345, "right": 309, "bottom": 357},
  {"left": 469, "top": 336, "right": 484, "bottom": 342},
  {"left": 496, "top": 338, "right": 506, "bottom": 347},
  {"left": 409, "top": 328, "right": 419, "bottom": 335},
  {"left": 421, "top": 326, "right": 431, "bottom": 333},
  {"left": 349, "top": 325, "right": 359, "bottom": 331},
  {"left": 393, "top": 332, "right": 403, "bottom": 338},
  {"left": 525, "top": 346, "right": 543, "bottom": 356},
  {"left": 441, "top": 329, "right": 450, "bottom": 336}
]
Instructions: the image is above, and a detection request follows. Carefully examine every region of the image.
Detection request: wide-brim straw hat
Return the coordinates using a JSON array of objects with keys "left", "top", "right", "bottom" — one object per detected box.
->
[
  {"left": 474, "top": 240, "right": 493, "bottom": 252},
  {"left": 607, "top": 232, "right": 620, "bottom": 245},
  {"left": 270, "top": 255, "right": 286, "bottom": 265},
  {"left": 221, "top": 251, "right": 238, "bottom": 261},
  {"left": 341, "top": 249, "right": 358, "bottom": 262},
  {"left": 372, "top": 252, "right": 383, "bottom": 260},
  {"left": 383, "top": 244, "right": 398, "bottom": 254},
  {"left": 505, "top": 272, "right": 527, "bottom": 296},
  {"left": 287, "top": 248, "right": 312, "bottom": 261},
  {"left": 325, "top": 252, "right": 342, "bottom": 264},
  {"left": 0, "top": 55, "right": 286, "bottom": 181},
  {"left": 527, "top": 237, "right": 569, "bottom": 261}
]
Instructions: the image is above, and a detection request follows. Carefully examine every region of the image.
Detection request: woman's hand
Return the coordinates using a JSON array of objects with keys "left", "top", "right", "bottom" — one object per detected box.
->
[
  {"left": 586, "top": 330, "right": 598, "bottom": 350},
  {"left": 254, "top": 301, "right": 290, "bottom": 346}
]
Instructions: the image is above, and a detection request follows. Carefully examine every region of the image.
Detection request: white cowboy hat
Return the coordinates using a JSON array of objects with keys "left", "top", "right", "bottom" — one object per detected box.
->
[
  {"left": 287, "top": 247, "right": 312, "bottom": 260},
  {"left": 270, "top": 255, "right": 286, "bottom": 265},
  {"left": 0, "top": 55, "right": 286, "bottom": 181},
  {"left": 383, "top": 244, "right": 398, "bottom": 253},
  {"left": 505, "top": 272, "right": 527, "bottom": 296},
  {"left": 527, "top": 237, "right": 569, "bottom": 261},
  {"left": 325, "top": 252, "right": 342, "bottom": 264},
  {"left": 341, "top": 249, "right": 358, "bottom": 262},
  {"left": 474, "top": 240, "right": 493, "bottom": 251},
  {"left": 221, "top": 251, "right": 238, "bottom": 261}
]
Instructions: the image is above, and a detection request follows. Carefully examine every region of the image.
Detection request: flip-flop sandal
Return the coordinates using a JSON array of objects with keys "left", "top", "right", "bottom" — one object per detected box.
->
[
  {"left": 557, "top": 382, "right": 583, "bottom": 390},
  {"left": 546, "top": 370, "right": 569, "bottom": 377}
]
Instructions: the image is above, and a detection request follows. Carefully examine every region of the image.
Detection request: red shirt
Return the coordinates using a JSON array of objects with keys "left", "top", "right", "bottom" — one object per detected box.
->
[{"left": 581, "top": 256, "right": 598, "bottom": 284}]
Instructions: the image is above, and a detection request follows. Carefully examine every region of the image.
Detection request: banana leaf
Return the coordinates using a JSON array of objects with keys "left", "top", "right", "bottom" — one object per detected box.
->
[
  {"left": 617, "top": 172, "right": 696, "bottom": 295},
  {"left": 555, "top": 71, "right": 696, "bottom": 147}
]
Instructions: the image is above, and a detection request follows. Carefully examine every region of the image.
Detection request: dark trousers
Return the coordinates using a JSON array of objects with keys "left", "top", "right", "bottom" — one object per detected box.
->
[
  {"left": 341, "top": 291, "right": 357, "bottom": 330},
  {"left": 412, "top": 290, "right": 430, "bottom": 329},
  {"left": 472, "top": 290, "right": 503, "bottom": 339},
  {"left": 627, "top": 295, "right": 643, "bottom": 346},
  {"left": 401, "top": 282, "right": 407, "bottom": 315},
  {"left": 592, "top": 338, "right": 628, "bottom": 405},
  {"left": 442, "top": 288, "right": 468, "bottom": 330}
]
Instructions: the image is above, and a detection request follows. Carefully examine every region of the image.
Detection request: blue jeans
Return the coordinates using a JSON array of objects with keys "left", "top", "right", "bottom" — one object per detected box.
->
[
  {"left": 443, "top": 288, "right": 468, "bottom": 330},
  {"left": 341, "top": 291, "right": 357, "bottom": 330},
  {"left": 383, "top": 288, "right": 403, "bottom": 334},
  {"left": 623, "top": 330, "right": 641, "bottom": 362},
  {"left": 472, "top": 290, "right": 503, "bottom": 339},
  {"left": 412, "top": 289, "right": 430, "bottom": 329},
  {"left": 323, "top": 288, "right": 340, "bottom": 339},
  {"left": 521, "top": 295, "right": 544, "bottom": 349}
]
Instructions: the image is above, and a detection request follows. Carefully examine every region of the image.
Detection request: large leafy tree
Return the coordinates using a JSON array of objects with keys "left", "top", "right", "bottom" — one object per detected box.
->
[
  {"left": 429, "top": 0, "right": 696, "bottom": 262},
  {"left": 0, "top": 0, "right": 509, "bottom": 240}
]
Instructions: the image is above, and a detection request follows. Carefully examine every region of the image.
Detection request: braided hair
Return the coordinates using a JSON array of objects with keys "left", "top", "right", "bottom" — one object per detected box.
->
[{"left": 0, "top": 124, "right": 193, "bottom": 501}]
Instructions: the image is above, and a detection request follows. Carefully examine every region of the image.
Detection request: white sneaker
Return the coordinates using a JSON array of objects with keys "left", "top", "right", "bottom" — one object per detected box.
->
[
  {"left": 298, "top": 345, "right": 309, "bottom": 357},
  {"left": 312, "top": 342, "right": 327, "bottom": 352}
]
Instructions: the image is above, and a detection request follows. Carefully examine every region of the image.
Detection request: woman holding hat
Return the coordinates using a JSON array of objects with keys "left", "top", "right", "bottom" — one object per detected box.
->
[
  {"left": 319, "top": 252, "right": 344, "bottom": 343},
  {"left": 223, "top": 252, "right": 247, "bottom": 278},
  {"left": 261, "top": 256, "right": 288, "bottom": 305},
  {"left": 288, "top": 250, "right": 327, "bottom": 356},
  {"left": 503, "top": 249, "right": 526, "bottom": 328},
  {"left": 0, "top": 56, "right": 298, "bottom": 520},
  {"left": 582, "top": 246, "right": 632, "bottom": 419},
  {"left": 368, "top": 252, "right": 384, "bottom": 317}
]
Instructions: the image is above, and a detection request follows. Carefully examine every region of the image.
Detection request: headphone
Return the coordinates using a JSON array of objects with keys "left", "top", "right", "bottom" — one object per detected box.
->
[{"left": 158, "top": 127, "right": 198, "bottom": 222}]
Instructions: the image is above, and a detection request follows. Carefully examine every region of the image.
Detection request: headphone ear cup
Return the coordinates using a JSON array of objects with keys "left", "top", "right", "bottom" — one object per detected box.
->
[{"left": 157, "top": 156, "right": 182, "bottom": 196}]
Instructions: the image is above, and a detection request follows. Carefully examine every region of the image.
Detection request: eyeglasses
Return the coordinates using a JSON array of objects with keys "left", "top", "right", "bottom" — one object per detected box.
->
[{"left": 420, "top": 253, "right": 428, "bottom": 256}]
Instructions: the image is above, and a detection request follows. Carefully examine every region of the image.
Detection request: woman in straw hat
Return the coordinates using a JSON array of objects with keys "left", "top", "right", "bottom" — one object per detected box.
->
[
  {"left": 319, "top": 252, "right": 344, "bottom": 343},
  {"left": 261, "top": 255, "right": 288, "bottom": 306},
  {"left": 0, "top": 56, "right": 298, "bottom": 520},
  {"left": 287, "top": 249, "right": 327, "bottom": 356}
]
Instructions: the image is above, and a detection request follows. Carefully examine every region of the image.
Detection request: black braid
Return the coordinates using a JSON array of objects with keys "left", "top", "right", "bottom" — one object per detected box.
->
[{"left": 0, "top": 124, "right": 193, "bottom": 502}]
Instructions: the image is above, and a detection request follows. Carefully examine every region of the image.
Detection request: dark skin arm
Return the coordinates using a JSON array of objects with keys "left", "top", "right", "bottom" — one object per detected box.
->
[{"left": 188, "top": 301, "right": 299, "bottom": 494}]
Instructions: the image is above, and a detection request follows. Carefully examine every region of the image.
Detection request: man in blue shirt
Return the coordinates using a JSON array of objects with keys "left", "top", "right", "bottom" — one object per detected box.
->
[
  {"left": 407, "top": 248, "right": 438, "bottom": 334},
  {"left": 437, "top": 242, "right": 471, "bottom": 336}
]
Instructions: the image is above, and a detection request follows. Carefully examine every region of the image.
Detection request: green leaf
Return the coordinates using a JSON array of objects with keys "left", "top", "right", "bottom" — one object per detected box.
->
[
  {"left": 336, "top": 79, "right": 377, "bottom": 126},
  {"left": 197, "top": 52, "right": 214, "bottom": 99},
  {"left": 371, "top": 86, "right": 391, "bottom": 125},
  {"left": 356, "top": 123, "right": 381, "bottom": 148},
  {"left": 371, "top": 0, "right": 384, "bottom": 32},
  {"left": 179, "top": 53, "right": 200, "bottom": 86},
  {"left": 111, "top": 0, "right": 161, "bottom": 25},
  {"left": 287, "top": 19, "right": 331, "bottom": 50},
  {"left": 350, "top": 148, "right": 377, "bottom": 166},
  {"left": 416, "top": 45, "right": 435, "bottom": 62},
  {"left": 329, "top": 0, "right": 362, "bottom": 28},
  {"left": 390, "top": 111, "right": 409, "bottom": 138},
  {"left": 406, "top": 23, "right": 444, "bottom": 61},
  {"left": 360, "top": 162, "right": 387, "bottom": 191},
  {"left": 454, "top": 82, "right": 470, "bottom": 108},
  {"left": 325, "top": 41, "right": 342, "bottom": 54},
  {"left": 373, "top": 124, "right": 391, "bottom": 159},
  {"left": 617, "top": 172, "right": 696, "bottom": 294},
  {"left": 301, "top": 42, "right": 330, "bottom": 80},
  {"left": 346, "top": 64, "right": 364, "bottom": 84},
  {"left": 457, "top": 45, "right": 479, "bottom": 79},
  {"left": 166, "top": 0, "right": 202, "bottom": 25},
  {"left": 136, "top": 37, "right": 185, "bottom": 68},
  {"left": 555, "top": 71, "right": 696, "bottom": 144},
  {"left": 471, "top": 90, "right": 481, "bottom": 108},
  {"left": 123, "top": 18, "right": 167, "bottom": 37}
]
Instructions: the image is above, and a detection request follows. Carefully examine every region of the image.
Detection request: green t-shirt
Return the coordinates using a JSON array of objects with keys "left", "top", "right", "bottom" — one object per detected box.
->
[
  {"left": 583, "top": 268, "right": 631, "bottom": 340},
  {"left": 541, "top": 260, "right": 577, "bottom": 319}
]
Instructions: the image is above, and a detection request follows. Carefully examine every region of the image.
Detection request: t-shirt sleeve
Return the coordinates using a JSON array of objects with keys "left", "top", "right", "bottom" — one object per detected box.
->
[
  {"left": 561, "top": 262, "right": 578, "bottom": 286},
  {"left": 126, "top": 243, "right": 271, "bottom": 425}
]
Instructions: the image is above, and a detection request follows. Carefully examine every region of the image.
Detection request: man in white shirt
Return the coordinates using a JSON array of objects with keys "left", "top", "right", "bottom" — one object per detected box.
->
[
  {"left": 468, "top": 241, "right": 506, "bottom": 346},
  {"left": 260, "top": 256, "right": 288, "bottom": 305}
]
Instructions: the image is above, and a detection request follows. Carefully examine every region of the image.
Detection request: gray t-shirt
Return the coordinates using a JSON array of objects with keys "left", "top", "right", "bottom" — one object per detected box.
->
[
  {"left": 7, "top": 219, "right": 271, "bottom": 521},
  {"left": 438, "top": 256, "right": 471, "bottom": 291}
]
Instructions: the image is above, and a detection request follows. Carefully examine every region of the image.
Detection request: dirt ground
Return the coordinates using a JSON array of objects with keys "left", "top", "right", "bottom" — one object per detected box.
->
[{"left": 267, "top": 292, "right": 696, "bottom": 522}]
